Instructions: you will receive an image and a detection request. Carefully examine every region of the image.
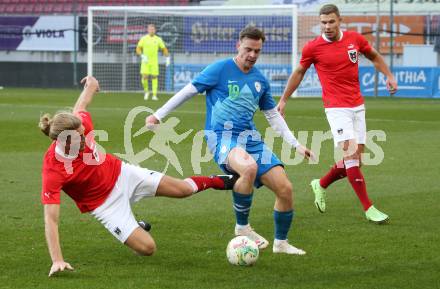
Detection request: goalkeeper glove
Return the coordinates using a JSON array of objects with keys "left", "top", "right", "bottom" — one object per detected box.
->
[
  {"left": 141, "top": 55, "right": 148, "bottom": 63},
  {"left": 165, "top": 56, "right": 171, "bottom": 67}
]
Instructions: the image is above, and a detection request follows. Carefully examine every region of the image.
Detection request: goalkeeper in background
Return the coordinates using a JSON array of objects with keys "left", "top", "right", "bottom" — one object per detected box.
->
[{"left": 136, "top": 24, "right": 170, "bottom": 101}]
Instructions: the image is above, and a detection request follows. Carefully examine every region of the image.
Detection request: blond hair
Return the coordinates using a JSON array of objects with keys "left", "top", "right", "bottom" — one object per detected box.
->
[{"left": 39, "top": 111, "right": 82, "bottom": 140}]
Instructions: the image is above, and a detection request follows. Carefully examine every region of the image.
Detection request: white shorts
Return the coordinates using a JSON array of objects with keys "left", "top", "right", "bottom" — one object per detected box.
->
[
  {"left": 91, "top": 162, "right": 164, "bottom": 243},
  {"left": 325, "top": 104, "right": 366, "bottom": 147}
]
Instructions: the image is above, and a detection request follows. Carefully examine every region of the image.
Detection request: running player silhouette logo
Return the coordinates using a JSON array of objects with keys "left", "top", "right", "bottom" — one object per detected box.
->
[
  {"left": 115, "top": 106, "right": 192, "bottom": 175},
  {"left": 137, "top": 117, "right": 192, "bottom": 175}
]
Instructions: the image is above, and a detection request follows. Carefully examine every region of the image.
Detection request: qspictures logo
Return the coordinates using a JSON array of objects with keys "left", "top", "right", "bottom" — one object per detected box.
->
[{"left": 55, "top": 106, "right": 387, "bottom": 175}]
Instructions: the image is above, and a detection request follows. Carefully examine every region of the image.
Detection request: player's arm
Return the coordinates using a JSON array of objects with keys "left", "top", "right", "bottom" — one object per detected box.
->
[
  {"left": 135, "top": 37, "right": 144, "bottom": 56},
  {"left": 160, "top": 39, "right": 170, "bottom": 65},
  {"left": 145, "top": 83, "right": 199, "bottom": 127},
  {"left": 73, "top": 76, "right": 100, "bottom": 114},
  {"left": 136, "top": 40, "right": 149, "bottom": 63},
  {"left": 146, "top": 61, "right": 220, "bottom": 126},
  {"left": 277, "top": 64, "right": 308, "bottom": 117},
  {"left": 44, "top": 204, "right": 74, "bottom": 277},
  {"left": 136, "top": 45, "right": 142, "bottom": 56},
  {"left": 163, "top": 47, "right": 170, "bottom": 66},
  {"left": 364, "top": 48, "right": 397, "bottom": 94},
  {"left": 262, "top": 108, "right": 316, "bottom": 161}
]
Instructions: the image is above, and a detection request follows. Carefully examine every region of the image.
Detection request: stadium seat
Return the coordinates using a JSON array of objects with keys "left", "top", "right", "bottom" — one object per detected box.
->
[
  {"left": 107, "top": 0, "right": 121, "bottom": 5},
  {"left": 5, "top": 4, "right": 14, "bottom": 13},
  {"left": 23, "top": 4, "right": 34, "bottom": 13},
  {"left": 94, "top": 1, "right": 109, "bottom": 6},
  {"left": 75, "top": 3, "right": 87, "bottom": 13},
  {"left": 0, "top": 0, "right": 191, "bottom": 14},
  {"left": 33, "top": 4, "right": 44, "bottom": 13},
  {"left": 14, "top": 3, "right": 26, "bottom": 13},
  {"left": 43, "top": 4, "right": 55, "bottom": 13},
  {"left": 52, "top": 3, "right": 63, "bottom": 13},
  {"left": 62, "top": 3, "right": 73, "bottom": 12}
]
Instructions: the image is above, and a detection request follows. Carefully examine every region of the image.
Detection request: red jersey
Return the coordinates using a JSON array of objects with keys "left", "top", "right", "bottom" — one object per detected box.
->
[
  {"left": 300, "top": 31, "right": 372, "bottom": 108},
  {"left": 41, "top": 111, "right": 122, "bottom": 213}
]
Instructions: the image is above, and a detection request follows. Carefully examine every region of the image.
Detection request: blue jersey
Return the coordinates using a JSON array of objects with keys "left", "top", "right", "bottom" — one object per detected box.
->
[{"left": 192, "top": 58, "right": 276, "bottom": 133}]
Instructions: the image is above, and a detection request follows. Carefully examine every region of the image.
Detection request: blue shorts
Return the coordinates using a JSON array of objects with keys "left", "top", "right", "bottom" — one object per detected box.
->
[{"left": 207, "top": 131, "right": 283, "bottom": 188}]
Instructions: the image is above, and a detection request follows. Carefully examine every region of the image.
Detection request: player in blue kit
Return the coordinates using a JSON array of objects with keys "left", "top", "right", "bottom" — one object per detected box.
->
[{"left": 146, "top": 26, "right": 315, "bottom": 255}]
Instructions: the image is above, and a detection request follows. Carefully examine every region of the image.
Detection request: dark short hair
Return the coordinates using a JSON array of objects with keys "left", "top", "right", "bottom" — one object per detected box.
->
[
  {"left": 319, "top": 4, "right": 340, "bottom": 17},
  {"left": 147, "top": 23, "right": 156, "bottom": 28},
  {"left": 239, "top": 26, "right": 265, "bottom": 43}
]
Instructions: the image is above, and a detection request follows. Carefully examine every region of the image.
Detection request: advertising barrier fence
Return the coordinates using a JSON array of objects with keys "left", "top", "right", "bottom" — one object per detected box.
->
[
  {"left": 170, "top": 64, "right": 440, "bottom": 98},
  {"left": 0, "top": 16, "right": 75, "bottom": 51}
]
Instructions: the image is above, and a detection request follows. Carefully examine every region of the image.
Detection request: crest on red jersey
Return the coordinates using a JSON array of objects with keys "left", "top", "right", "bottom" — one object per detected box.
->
[{"left": 348, "top": 49, "right": 358, "bottom": 63}]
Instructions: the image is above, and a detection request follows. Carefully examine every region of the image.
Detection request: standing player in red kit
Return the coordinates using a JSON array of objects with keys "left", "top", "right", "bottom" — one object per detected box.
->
[
  {"left": 278, "top": 4, "right": 397, "bottom": 223},
  {"left": 39, "top": 76, "right": 236, "bottom": 277}
]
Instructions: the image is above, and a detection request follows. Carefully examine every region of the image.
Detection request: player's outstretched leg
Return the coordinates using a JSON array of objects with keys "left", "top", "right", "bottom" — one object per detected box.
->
[
  {"left": 227, "top": 148, "right": 269, "bottom": 249},
  {"left": 310, "top": 160, "right": 347, "bottom": 213},
  {"left": 138, "top": 220, "right": 151, "bottom": 232},
  {"left": 212, "top": 174, "right": 239, "bottom": 190},
  {"left": 344, "top": 159, "right": 389, "bottom": 224},
  {"left": 184, "top": 174, "right": 238, "bottom": 192},
  {"left": 272, "top": 211, "right": 306, "bottom": 255},
  {"left": 365, "top": 205, "right": 389, "bottom": 224},
  {"left": 261, "top": 166, "right": 305, "bottom": 255},
  {"left": 155, "top": 174, "right": 237, "bottom": 199},
  {"left": 125, "top": 227, "right": 156, "bottom": 256},
  {"left": 142, "top": 75, "right": 149, "bottom": 100},
  {"left": 233, "top": 192, "right": 269, "bottom": 250},
  {"left": 339, "top": 141, "right": 389, "bottom": 224},
  {"left": 310, "top": 179, "right": 327, "bottom": 213},
  {"left": 152, "top": 76, "right": 158, "bottom": 100}
]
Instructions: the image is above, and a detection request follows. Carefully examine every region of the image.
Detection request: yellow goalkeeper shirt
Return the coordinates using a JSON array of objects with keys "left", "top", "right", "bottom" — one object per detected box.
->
[{"left": 137, "top": 34, "right": 166, "bottom": 65}]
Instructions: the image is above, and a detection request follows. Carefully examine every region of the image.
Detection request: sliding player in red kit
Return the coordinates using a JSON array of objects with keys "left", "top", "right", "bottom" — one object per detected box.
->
[
  {"left": 39, "top": 76, "right": 236, "bottom": 277},
  {"left": 278, "top": 4, "right": 397, "bottom": 224}
]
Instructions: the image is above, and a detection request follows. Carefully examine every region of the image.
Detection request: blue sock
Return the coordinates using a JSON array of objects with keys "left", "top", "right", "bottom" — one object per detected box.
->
[
  {"left": 232, "top": 191, "right": 253, "bottom": 226},
  {"left": 274, "top": 210, "right": 294, "bottom": 240}
]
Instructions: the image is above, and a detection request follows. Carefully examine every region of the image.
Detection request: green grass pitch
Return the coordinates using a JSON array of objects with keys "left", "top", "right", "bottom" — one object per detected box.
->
[{"left": 0, "top": 88, "right": 439, "bottom": 289}]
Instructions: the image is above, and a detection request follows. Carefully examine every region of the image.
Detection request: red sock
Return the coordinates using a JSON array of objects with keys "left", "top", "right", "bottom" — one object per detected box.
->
[
  {"left": 319, "top": 160, "right": 347, "bottom": 188},
  {"left": 345, "top": 166, "right": 372, "bottom": 211},
  {"left": 187, "top": 176, "right": 225, "bottom": 192}
]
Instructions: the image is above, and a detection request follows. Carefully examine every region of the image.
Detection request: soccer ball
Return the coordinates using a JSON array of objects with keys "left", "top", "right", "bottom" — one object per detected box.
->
[{"left": 226, "top": 236, "right": 259, "bottom": 266}]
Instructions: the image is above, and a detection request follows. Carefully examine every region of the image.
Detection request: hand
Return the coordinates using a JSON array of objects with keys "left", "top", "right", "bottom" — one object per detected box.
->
[
  {"left": 386, "top": 77, "right": 397, "bottom": 95},
  {"left": 48, "top": 260, "right": 74, "bottom": 277},
  {"left": 165, "top": 56, "right": 171, "bottom": 67},
  {"left": 141, "top": 54, "right": 148, "bottom": 63},
  {"left": 80, "top": 76, "right": 100, "bottom": 93},
  {"left": 276, "top": 100, "right": 287, "bottom": 118},
  {"left": 296, "top": 144, "right": 317, "bottom": 162},
  {"left": 145, "top": 114, "right": 160, "bottom": 131}
]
